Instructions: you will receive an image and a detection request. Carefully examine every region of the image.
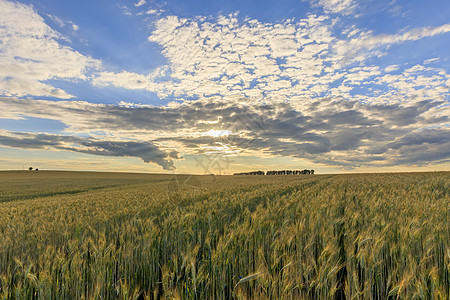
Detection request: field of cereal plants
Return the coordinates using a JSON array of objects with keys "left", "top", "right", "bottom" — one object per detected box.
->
[{"left": 0, "top": 171, "right": 448, "bottom": 299}]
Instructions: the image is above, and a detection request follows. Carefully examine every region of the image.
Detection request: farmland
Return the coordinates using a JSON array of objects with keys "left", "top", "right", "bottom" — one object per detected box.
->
[{"left": 0, "top": 171, "right": 448, "bottom": 299}]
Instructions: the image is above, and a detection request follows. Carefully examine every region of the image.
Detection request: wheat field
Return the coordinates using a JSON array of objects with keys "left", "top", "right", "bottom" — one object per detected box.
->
[{"left": 0, "top": 171, "right": 448, "bottom": 299}]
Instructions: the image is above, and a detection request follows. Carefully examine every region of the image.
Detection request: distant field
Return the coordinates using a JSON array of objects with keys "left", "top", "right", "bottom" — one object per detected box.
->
[
  {"left": 0, "top": 171, "right": 176, "bottom": 202},
  {"left": 0, "top": 171, "right": 448, "bottom": 299}
]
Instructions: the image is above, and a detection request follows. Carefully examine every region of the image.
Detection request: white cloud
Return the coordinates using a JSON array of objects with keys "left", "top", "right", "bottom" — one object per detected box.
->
[
  {"left": 384, "top": 65, "right": 399, "bottom": 73},
  {"left": 142, "top": 13, "right": 338, "bottom": 99},
  {"left": 145, "top": 9, "right": 164, "bottom": 15},
  {"left": 0, "top": 0, "right": 101, "bottom": 98},
  {"left": 333, "top": 24, "right": 450, "bottom": 64},
  {"left": 424, "top": 57, "right": 439, "bottom": 64},
  {"left": 90, "top": 13, "right": 450, "bottom": 109},
  {"left": 135, "top": 0, "right": 146, "bottom": 7},
  {"left": 1, "top": 0, "right": 448, "bottom": 106},
  {"left": 311, "top": 0, "right": 357, "bottom": 16},
  {"left": 374, "top": 64, "right": 450, "bottom": 101},
  {"left": 120, "top": 5, "right": 133, "bottom": 16},
  {"left": 343, "top": 67, "right": 381, "bottom": 85},
  {"left": 93, "top": 71, "right": 150, "bottom": 90},
  {"left": 0, "top": 78, "right": 74, "bottom": 99},
  {"left": 46, "top": 14, "right": 65, "bottom": 28}
]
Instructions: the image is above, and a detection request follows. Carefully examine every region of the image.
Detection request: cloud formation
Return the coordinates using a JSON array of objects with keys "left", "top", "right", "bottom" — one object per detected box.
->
[
  {"left": 2, "top": 0, "right": 449, "bottom": 107},
  {"left": 1, "top": 97, "right": 448, "bottom": 168},
  {"left": 0, "top": 0, "right": 100, "bottom": 98},
  {"left": 94, "top": 13, "right": 450, "bottom": 108},
  {"left": 0, "top": 130, "right": 178, "bottom": 170},
  {"left": 311, "top": 0, "right": 357, "bottom": 16}
]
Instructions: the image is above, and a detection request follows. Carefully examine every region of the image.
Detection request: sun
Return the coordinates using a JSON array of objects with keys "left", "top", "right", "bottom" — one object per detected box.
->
[{"left": 203, "top": 129, "right": 232, "bottom": 137}]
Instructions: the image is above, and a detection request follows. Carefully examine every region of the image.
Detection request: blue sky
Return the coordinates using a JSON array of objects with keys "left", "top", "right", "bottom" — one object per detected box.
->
[{"left": 0, "top": 0, "right": 449, "bottom": 173}]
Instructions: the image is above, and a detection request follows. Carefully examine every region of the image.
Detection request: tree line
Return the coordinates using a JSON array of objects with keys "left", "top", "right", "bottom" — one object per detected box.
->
[{"left": 233, "top": 169, "right": 314, "bottom": 175}]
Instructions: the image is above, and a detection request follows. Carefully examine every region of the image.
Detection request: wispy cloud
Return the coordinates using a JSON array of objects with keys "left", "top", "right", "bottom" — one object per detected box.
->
[
  {"left": 333, "top": 24, "right": 450, "bottom": 63},
  {"left": 311, "top": 0, "right": 357, "bottom": 16},
  {"left": 144, "top": 9, "right": 164, "bottom": 15},
  {"left": 134, "top": 0, "right": 146, "bottom": 7}
]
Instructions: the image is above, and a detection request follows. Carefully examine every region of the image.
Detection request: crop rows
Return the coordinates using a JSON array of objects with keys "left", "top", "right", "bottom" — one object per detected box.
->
[{"left": 0, "top": 172, "right": 448, "bottom": 299}]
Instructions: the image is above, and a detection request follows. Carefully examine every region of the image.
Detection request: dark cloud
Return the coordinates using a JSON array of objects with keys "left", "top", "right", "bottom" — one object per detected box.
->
[
  {"left": 0, "top": 132, "right": 178, "bottom": 170},
  {"left": 0, "top": 133, "right": 64, "bottom": 148},
  {"left": 366, "top": 100, "right": 448, "bottom": 126},
  {"left": 388, "top": 129, "right": 450, "bottom": 149},
  {"left": 70, "top": 140, "right": 177, "bottom": 170},
  {"left": 378, "top": 129, "right": 450, "bottom": 166},
  {"left": 0, "top": 97, "right": 448, "bottom": 168}
]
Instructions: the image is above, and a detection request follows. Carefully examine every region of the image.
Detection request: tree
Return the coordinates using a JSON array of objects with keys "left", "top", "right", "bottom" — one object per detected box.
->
[{"left": 29, "top": 167, "right": 33, "bottom": 171}]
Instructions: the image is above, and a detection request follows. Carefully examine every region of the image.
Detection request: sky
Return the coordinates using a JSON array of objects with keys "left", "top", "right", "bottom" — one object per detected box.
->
[{"left": 0, "top": 0, "right": 449, "bottom": 174}]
